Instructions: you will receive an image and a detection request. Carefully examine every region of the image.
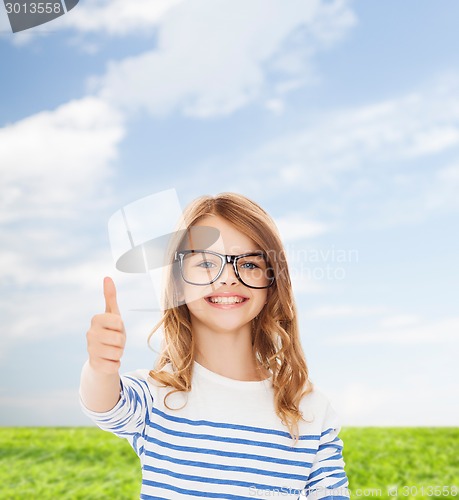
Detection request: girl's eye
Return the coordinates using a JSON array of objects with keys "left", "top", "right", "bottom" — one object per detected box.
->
[
  {"left": 198, "top": 261, "right": 216, "bottom": 268},
  {"left": 240, "top": 262, "right": 259, "bottom": 270}
]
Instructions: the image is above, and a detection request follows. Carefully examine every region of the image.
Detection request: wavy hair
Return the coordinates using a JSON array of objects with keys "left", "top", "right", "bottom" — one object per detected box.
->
[{"left": 147, "top": 192, "right": 313, "bottom": 445}]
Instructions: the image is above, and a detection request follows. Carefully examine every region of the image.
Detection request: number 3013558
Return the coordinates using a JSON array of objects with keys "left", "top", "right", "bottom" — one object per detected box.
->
[{"left": 5, "top": 3, "right": 62, "bottom": 14}]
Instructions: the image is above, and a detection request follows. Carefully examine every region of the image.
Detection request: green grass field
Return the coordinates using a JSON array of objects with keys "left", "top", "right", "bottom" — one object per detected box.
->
[{"left": 0, "top": 427, "right": 457, "bottom": 499}]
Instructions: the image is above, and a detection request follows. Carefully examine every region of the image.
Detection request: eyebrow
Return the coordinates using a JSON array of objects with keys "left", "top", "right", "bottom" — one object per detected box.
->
[{"left": 180, "top": 248, "right": 263, "bottom": 255}]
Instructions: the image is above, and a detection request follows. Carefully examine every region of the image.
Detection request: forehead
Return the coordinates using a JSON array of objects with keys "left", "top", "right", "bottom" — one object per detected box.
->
[{"left": 188, "top": 215, "right": 258, "bottom": 254}]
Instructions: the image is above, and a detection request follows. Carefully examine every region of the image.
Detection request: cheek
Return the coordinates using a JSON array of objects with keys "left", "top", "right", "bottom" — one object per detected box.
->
[
  {"left": 252, "top": 290, "right": 268, "bottom": 310},
  {"left": 182, "top": 284, "right": 212, "bottom": 307}
]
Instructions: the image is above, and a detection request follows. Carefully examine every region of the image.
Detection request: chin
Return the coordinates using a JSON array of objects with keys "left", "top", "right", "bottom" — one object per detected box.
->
[
  {"left": 210, "top": 316, "right": 252, "bottom": 330},
  {"left": 191, "top": 313, "right": 254, "bottom": 334}
]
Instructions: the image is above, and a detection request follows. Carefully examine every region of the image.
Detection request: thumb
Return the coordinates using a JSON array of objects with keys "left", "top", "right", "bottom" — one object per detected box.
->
[{"left": 104, "top": 276, "right": 121, "bottom": 315}]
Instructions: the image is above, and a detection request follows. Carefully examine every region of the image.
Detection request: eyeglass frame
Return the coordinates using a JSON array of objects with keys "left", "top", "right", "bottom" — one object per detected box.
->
[{"left": 174, "top": 249, "right": 275, "bottom": 289}]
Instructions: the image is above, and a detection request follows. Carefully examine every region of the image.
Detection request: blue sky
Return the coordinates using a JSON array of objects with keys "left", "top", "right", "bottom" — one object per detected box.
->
[{"left": 1, "top": 0, "right": 458, "bottom": 427}]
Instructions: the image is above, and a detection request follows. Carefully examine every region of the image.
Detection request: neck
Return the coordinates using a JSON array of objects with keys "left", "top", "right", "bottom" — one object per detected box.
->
[{"left": 191, "top": 321, "right": 269, "bottom": 381}]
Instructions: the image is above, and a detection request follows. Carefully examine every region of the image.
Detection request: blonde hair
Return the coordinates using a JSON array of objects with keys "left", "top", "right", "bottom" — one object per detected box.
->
[{"left": 147, "top": 192, "right": 313, "bottom": 445}]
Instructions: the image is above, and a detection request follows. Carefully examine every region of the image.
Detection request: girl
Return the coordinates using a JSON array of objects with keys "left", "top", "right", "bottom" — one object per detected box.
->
[{"left": 79, "top": 192, "right": 350, "bottom": 500}]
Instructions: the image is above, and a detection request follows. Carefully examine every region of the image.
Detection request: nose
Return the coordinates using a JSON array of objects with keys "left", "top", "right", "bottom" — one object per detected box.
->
[{"left": 219, "top": 261, "right": 238, "bottom": 285}]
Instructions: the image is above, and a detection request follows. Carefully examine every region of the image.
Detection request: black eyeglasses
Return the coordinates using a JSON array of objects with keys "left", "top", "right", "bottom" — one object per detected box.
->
[{"left": 174, "top": 250, "right": 275, "bottom": 289}]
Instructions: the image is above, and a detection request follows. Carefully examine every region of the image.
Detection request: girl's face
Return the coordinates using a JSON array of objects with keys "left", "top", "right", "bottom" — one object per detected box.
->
[{"left": 180, "top": 215, "right": 269, "bottom": 334}]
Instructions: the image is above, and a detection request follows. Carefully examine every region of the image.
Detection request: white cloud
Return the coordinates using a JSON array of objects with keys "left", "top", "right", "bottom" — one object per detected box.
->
[
  {"left": 232, "top": 73, "right": 459, "bottom": 225},
  {"left": 328, "top": 379, "right": 459, "bottom": 426},
  {"left": 3, "top": 1, "right": 356, "bottom": 120},
  {"left": 0, "top": 96, "right": 128, "bottom": 355},
  {"left": 306, "top": 305, "right": 388, "bottom": 318},
  {"left": 0, "top": 96, "right": 124, "bottom": 222},
  {"left": 0, "top": 388, "right": 84, "bottom": 426},
  {"left": 423, "top": 162, "right": 459, "bottom": 212},
  {"left": 328, "top": 316, "right": 459, "bottom": 345},
  {"left": 248, "top": 77, "right": 459, "bottom": 187},
  {"left": 0, "top": 248, "right": 163, "bottom": 342},
  {"left": 275, "top": 213, "right": 329, "bottom": 242},
  {"left": 438, "top": 163, "right": 459, "bottom": 182},
  {"left": 0, "top": 253, "right": 109, "bottom": 342},
  {"left": 330, "top": 383, "right": 394, "bottom": 426},
  {"left": 291, "top": 276, "right": 326, "bottom": 295},
  {"left": 61, "top": 0, "right": 184, "bottom": 36},
  {"left": 93, "top": 0, "right": 356, "bottom": 118},
  {"left": 404, "top": 126, "right": 459, "bottom": 157},
  {"left": 264, "top": 98, "right": 285, "bottom": 114},
  {"left": 0, "top": 5, "right": 11, "bottom": 33},
  {"left": 380, "top": 314, "right": 420, "bottom": 328}
]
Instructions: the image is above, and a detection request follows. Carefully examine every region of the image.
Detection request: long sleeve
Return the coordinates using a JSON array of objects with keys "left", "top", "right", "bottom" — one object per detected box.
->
[
  {"left": 303, "top": 398, "right": 350, "bottom": 499},
  {"left": 79, "top": 370, "right": 153, "bottom": 456}
]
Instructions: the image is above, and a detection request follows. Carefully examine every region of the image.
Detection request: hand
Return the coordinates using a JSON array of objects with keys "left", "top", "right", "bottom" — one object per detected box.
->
[{"left": 86, "top": 277, "right": 126, "bottom": 375}]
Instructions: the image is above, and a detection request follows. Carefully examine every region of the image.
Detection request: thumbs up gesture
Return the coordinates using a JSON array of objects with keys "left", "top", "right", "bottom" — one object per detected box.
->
[{"left": 86, "top": 277, "right": 126, "bottom": 375}]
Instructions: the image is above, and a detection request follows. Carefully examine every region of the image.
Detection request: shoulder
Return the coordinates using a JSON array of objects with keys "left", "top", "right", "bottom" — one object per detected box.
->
[
  {"left": 300, "top": 385, "right": 331, "bottom": 408},
  {"left": 299, "top": 385, "right": 339, "bottom": 426},
  {"left": 120, "top": 362, "right": 176, "bottom": 390}
]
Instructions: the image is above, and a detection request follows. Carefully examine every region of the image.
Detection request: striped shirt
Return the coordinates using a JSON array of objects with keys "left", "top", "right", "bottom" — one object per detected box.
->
[{"left": 79, "top": 360, "right": 350, "bottom": 499}]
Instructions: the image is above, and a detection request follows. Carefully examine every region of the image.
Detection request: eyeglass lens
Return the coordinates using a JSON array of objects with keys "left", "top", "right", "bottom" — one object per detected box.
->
[{"left": 181, "top": 252, "right": 272, "bottom": 288}]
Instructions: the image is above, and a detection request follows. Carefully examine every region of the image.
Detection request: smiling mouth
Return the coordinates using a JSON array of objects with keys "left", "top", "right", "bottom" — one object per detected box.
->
[{"left": 205, "top": 296, "right": 248, "bottom": 304}]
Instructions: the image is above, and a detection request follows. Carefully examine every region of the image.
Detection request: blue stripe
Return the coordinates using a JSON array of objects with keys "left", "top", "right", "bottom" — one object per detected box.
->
[
  {"left": 151, "top": 406, "right": 320, "bottom": 441},
  {"left": 143, "top": 451, "right": 309, "bottom": 481},
  {"left": 87, "top": 384, "right": 151, "bottom": 439},
  {"left": 142, "top": 469, "right": 292, "bottom": 495},
  {"left": 110, "top": 430, "right": 134, "bottom": 438},
  {"left": 320, "top": 427, "right": 336, "bottom": 438},
  {"left": 144, "top": 435, "right": 314, "bottom": 466},
  {"left": 94, "top": 393, "right": 126, "bottom": 422},
  {"left": 124, "top": 376, "right": 151, "bottom": 406},
  {"left": 308, "top": 471, "right": 346, "bottom": 489},
  {"left": 142, "top": 480, "right": 254, "bottom": 499},
  {"left": 140, "top": 495, "right": 172, "bottom": 500},
  {"left": 126, "top": 385, "right": 142, "bottom": 412},
  {"left": 145, "top": 403, "right": 152, "bottom": 427},
  {"left": 132, "top": 377, "right": 155, "bottom": 431},
  {"left": 330, "top": 476, "right": 349, "bottom": 489},
  {"left": 133, "top": 433, "right": 138, "bottom": 452},
  {"left": 110, "top": 413, "right": 138, "bottom": 431},
  {"left": 308, "top": 466, "right": 344, "bottom": 481},
  {"left": 321, "top": 441, "right": 343, "bottom": 451},
  {"left": 125, "top": 377, "right": 152, "bottom": 411},
  {"left": 316, "top": 496, "right": 350, "bottom": 500},
  {"left": 146, "top": 421, "right": 317, "bottom": 454},
  {"left": 124, "top": 375, "right": 149, "bottom": 390}
]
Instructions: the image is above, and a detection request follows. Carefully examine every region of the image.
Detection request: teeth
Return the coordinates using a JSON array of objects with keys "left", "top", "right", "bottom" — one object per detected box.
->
[{"left": 208, "top": 296, "right": 245, "bottom": 304}]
